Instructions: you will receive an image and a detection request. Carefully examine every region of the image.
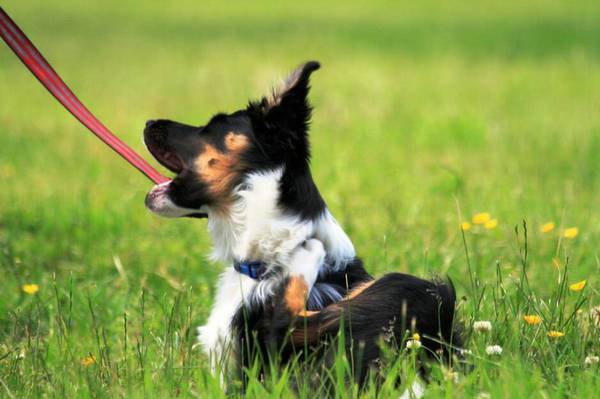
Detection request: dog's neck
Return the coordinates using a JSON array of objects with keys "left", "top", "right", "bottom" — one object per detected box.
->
[{"left": 206, "top": 168, "right": 355, "bottom": 270}]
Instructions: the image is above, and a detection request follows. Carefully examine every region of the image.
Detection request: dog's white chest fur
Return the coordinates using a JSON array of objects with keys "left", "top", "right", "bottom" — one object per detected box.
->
[{"left": 197, "top": 168, "right": 355, "bottom": 366}]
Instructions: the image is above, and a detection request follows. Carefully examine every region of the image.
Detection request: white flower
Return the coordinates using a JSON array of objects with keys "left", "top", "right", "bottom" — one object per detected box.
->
[
  {"left": 406, "top": 340, "right": 422, "bottom": 350},
  {"left": 585, "top": 355, "right": 599, "bottom": 365},
  {"left": 458, "top": 348, "right": 473, "bottom": 356},
  {"left": 16, "top": 349, "right": 25, "bottom": 360},
  {"left": 485, "top": 345, "right": 503, "bottom": 355},
  {"left": 473, "top": 320, "right": 492, "bottom": 332}
]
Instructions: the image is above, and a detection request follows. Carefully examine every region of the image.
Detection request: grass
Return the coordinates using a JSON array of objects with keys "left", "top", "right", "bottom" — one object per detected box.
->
[{"left": 1, "top": 0, "right": 599, "bottom": 397}]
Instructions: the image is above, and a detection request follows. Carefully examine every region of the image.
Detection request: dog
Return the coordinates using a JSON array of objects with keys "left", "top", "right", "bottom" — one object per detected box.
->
[{"left": 143, "top": 61, "right": 461, "bottom": 387}]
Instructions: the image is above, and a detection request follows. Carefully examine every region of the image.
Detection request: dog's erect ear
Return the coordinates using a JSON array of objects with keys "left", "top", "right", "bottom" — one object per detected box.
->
[
  {"left": 262, "top": 61, "right": 320, "bottom": 117},
  {"left": 248, "top": 61, "right": 320, "bottom": 156}
]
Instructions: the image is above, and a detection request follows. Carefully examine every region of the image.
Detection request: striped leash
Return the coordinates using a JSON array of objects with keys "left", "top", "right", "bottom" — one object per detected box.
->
[{"left": 0, "top": 7, "right": 169, "bottom": 184}]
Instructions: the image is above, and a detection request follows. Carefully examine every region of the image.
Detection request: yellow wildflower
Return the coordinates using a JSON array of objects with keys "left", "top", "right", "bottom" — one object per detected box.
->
[
  {"left": 523, "top": 315, "right": 542, "bottom": 325},
  {"left": 461, "top": 222, "right": 472, "bottom": 231},
  {"left": 569, "top": 280, "right": 586, "bottom": 292},
  {"left": 22, "top": 284, "right": 39, "bottom": 295},
  {"left": 540, "top": 222, "right": 555, "bottom": 233},
  {"left": 81, "top": 355, "right": 96, "bottom": 366},
  {"left": 484, "top": 219, "right": 498, "bottom": 229},
  {"left": 547, "top": 331, "right": 564, "bottom": 338},
  {"left": 472, "top": 212, "right": 491, "bottom": 225},
  {"left": 563, "top": 227, "right": 579, "bottom": 239},
  {"left": 412, "top": 333, "right": 421, "bottom": 341}
]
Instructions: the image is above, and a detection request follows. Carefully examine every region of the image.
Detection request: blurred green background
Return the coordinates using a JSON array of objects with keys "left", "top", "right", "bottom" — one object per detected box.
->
[{"left": 0, "top": 1, "right": 598, "bottom": 397}]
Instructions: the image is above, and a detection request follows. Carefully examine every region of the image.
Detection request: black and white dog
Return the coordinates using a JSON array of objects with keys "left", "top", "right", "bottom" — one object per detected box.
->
[{"left": 143, "top": 61, "right": 460, "bottom": 385}]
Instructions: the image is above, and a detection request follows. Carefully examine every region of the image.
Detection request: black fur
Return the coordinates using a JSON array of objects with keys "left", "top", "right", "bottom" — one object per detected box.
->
[
  {"left": 246, "top": 61, "right": 325, "bottom": 219},
  {"left": 232, "top": 271, "right": 461, "bottom": 386}
]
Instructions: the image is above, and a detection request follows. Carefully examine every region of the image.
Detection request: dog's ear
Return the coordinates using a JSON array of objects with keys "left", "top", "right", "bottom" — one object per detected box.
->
[
  {"left": 248, "top": 61, "right": 320, "bottom": 158},
  {"left": 262, "top": 61, "right": 320, "bottom": 120}
]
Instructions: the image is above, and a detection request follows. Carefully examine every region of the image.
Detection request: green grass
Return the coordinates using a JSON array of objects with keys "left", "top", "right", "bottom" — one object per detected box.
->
[{"left": 1, "top": 0, "right": 599, "bottom": 397}]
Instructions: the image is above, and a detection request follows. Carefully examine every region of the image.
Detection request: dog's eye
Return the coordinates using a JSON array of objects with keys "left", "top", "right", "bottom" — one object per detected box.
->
[{"left": 208, "top": 158, "right": 218, "bottom": 167}]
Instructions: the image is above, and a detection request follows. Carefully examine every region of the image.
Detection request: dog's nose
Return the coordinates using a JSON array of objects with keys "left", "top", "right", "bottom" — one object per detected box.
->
[{"left": 145, "top": 119, "right": 157, "bottom": 129}]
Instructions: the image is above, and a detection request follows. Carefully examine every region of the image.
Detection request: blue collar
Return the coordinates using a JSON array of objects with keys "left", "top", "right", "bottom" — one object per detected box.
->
[{"left": 234, "top": 260, "right": 267, "bottom": 280}]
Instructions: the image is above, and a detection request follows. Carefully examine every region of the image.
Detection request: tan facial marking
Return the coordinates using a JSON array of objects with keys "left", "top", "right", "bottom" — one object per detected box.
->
[
  {"left": 224, "top": 131, "right": 248, "bottom": 151},
  {"left": 194, "top": 132, "right": 249, "bottom": 203}
]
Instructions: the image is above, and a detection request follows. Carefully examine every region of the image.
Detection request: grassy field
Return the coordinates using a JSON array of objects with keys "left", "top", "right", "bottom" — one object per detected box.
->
[{"left": 1, "top": 0, "right": 599, "bottom": 397}]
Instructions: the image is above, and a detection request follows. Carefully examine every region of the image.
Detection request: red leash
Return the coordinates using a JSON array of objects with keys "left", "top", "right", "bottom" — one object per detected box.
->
[{"left": 0, "top": 7, "right": 169, "bottom": 185}]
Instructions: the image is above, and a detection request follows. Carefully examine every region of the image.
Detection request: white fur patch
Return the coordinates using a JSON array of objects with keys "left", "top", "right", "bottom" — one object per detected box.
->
[
  {"left": 207, "top": 168, "right": 311, "bottom": 266},
  {"left": 207, "top": 168, "right": 354, "bottom": 269}
]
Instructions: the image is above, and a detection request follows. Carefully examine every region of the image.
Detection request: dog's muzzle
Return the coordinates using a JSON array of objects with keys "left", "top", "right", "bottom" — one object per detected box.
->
[{"left": 145, "top": 182, "right": 207, "bottom": 218}]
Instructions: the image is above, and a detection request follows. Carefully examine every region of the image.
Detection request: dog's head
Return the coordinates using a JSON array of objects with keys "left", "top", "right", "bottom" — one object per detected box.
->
[{"left": 144, "top": 61, "right": 322, "bottom": 219}]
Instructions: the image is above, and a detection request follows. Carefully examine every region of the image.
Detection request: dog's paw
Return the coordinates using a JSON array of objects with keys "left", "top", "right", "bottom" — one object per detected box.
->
[
  {"left": 197, "top": 324, "right": 221, "bottom": 355},
  {"left": 197, "top": 324, "right": 228, "bottom": 379},
  {"left": 287, "top": 239, "right": 325, "bottom": 286}
]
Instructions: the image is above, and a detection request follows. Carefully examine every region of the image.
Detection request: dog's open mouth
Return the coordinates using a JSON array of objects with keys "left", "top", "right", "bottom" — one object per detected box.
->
[
  {"left": 143, "top": 121, "right": 189, "bottom": 174},
  {"left": 146, "top": 145, "right": 185, "bottom": 174},
  {"left": 143, "top": 124, "right": 207, "bottom": 218}
]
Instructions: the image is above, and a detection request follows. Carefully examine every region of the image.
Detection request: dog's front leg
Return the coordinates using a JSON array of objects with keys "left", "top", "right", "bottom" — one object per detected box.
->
[
  {"left": 197, "top": 268, "right": 256, "bottom": 376},
  {"left": 283, "top": 239, "right": 325, "bottom": 314}
]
